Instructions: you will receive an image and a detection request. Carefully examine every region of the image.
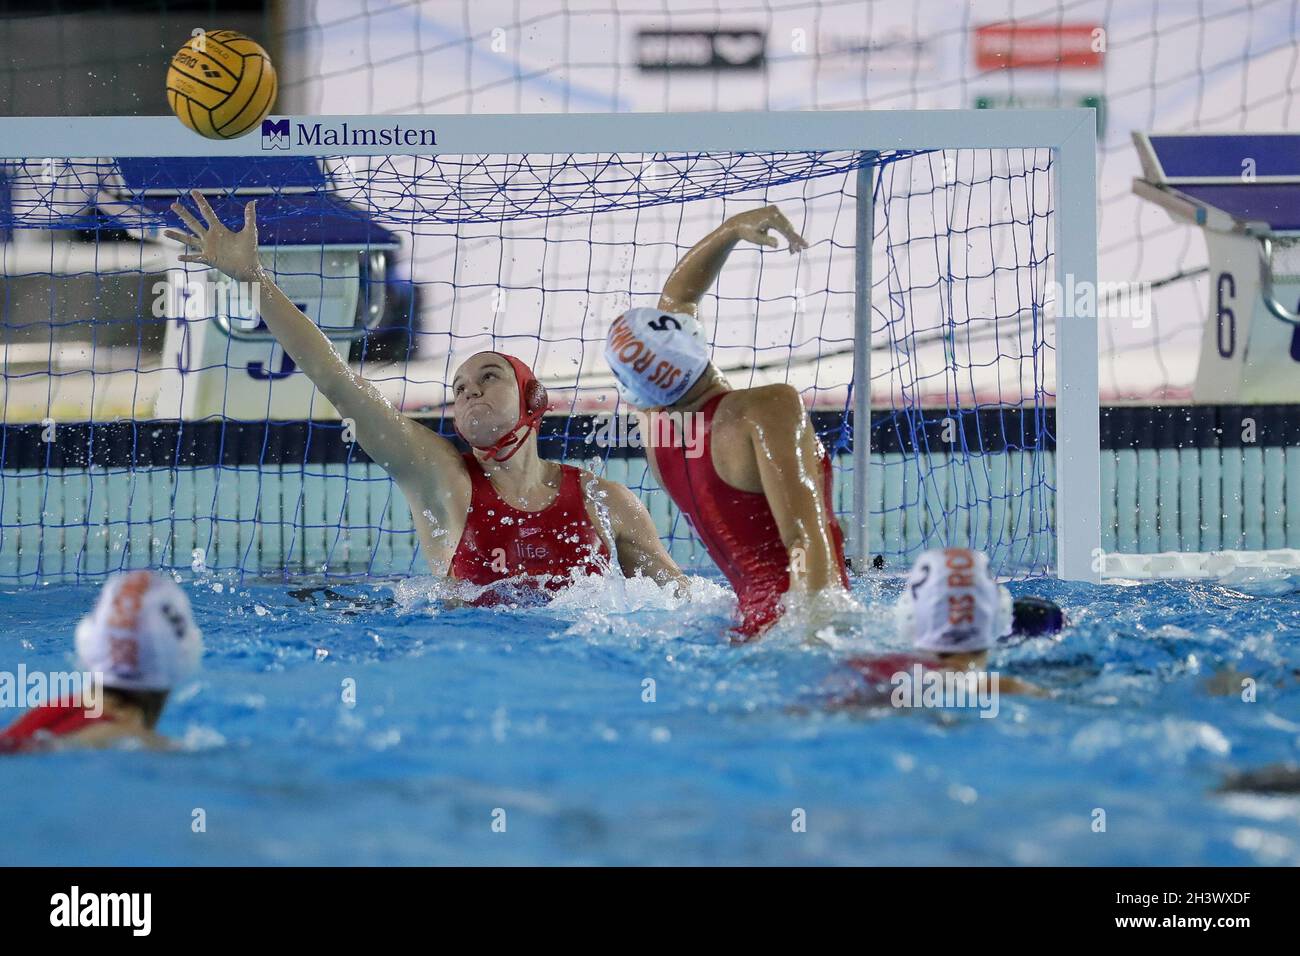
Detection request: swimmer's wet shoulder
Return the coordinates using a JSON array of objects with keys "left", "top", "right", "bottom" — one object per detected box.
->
[
  {"left": 52, "top": 690, "right": 175, "bottom": 751},
  {"left": 706, "top": 383, "right": 819, "bottom": 492}
]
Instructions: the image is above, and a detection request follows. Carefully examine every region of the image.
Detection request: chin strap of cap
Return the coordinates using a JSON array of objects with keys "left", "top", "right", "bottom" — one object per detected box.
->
[{"left": 455, "top": 353, "right": 548, "bottom": 464}]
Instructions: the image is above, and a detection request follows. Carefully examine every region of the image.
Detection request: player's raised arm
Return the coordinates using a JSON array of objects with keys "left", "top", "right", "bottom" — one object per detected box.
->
[
  {"left": 165, "top": 192, "right": 461, "bottom": 494},
  {"left": 657, "top": 205, "right": 808, "bottom": 316}
]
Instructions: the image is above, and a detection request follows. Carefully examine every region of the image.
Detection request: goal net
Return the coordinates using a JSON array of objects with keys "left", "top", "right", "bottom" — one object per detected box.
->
[{"left": 0, "top": 112, "right": 1097, "bottom": 584}]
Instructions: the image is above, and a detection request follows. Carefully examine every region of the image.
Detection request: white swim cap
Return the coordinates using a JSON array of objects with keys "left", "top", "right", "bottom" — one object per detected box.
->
[
  {"left": 75, "top": 570, "right": 203, "bottom": 691},
  {"left": 894, "top": 548, "right": 1012, "bottom": 653},
  {"left": 604, "top": 307, "right": 711, "bottom": 408}
]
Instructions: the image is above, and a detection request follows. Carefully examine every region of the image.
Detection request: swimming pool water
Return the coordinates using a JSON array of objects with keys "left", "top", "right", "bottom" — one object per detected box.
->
[{"left": 1, "top": 569, "right": 1298, "bottom": 866}]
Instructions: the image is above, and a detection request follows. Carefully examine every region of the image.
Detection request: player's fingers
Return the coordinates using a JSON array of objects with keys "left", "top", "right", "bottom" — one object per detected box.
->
[
  {"left": 243, "top": 200, "right": 257, "bottom": 232},
  {"left": 738, "top": 224, "right": 777, "bottom": 247},
  {"left": 177, "top": 254, "right": 209, "bottom": 265},
  {"left": 774, "top": 221, "right": 797, "bottom": 241},
  {"left": 774, "top": 215, "right": 806, "bottom": 245},
  {"left": 190, "top": 190, "right": 220, "bottom": 228},
  {"left": 163, "top": 229, "right": 202, "bottom": 249},
  {"left": 170, "top": 202, "right": 205, "bottom": 237}
]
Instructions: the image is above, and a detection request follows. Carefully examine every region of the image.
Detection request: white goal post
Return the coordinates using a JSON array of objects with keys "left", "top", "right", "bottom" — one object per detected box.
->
[{"left": 0, "top": 110, "right": 1100, "bottom": 583}]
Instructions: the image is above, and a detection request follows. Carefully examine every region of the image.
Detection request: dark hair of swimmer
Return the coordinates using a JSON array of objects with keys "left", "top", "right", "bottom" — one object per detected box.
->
[
  {"left": 103, "top": 687, "right": 170, "bottom": 729},
  {"left": 1010, "top": 595, "right": 1066, "bottom": 639}
]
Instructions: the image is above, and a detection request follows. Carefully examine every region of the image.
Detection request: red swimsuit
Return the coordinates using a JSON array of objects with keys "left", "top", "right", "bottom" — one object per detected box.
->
[
  {"left": 449, "top": 453, "right": 611, "bottom": 602},
  {"left": 845, "top": 653, "right": 936, "bottom": 686},
  {"left": 648, "top": 392, "right": 849, "bottom": 638},
  {"left": 0, "top": 699, "right": 115, "bottom": 754},
  {"left": 827, "top": 654, "right": 941, "bottom": 708}
]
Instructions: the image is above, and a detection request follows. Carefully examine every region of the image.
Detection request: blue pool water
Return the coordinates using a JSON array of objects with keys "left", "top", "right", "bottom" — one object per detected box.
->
[{"left": 1, "top": 569, "right": 1298, "bottom": 866}]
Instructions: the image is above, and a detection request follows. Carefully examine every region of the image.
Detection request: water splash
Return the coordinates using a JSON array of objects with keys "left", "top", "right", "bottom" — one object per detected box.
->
[
  {"left": 581, "top": 469, "right": 629, "bottom": 611},
  {"left": 769, "top": 585, "right": 874, "bottom": 651},
  {"left": 547, "top": 570, "right": 733, "bottom": 643}
]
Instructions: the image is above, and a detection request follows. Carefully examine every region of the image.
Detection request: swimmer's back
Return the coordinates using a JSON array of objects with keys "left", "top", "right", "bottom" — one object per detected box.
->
[
  {"left": 0, "top": 699, "right": 114, "bottom": 754},
  {"left": 648, "top": 388, "right": 847, "bottom": 636}
]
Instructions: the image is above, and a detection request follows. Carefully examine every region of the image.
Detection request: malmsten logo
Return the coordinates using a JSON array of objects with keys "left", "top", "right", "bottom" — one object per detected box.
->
[{"left": 261, "top": 118, "right": 437, "bottom": 150}]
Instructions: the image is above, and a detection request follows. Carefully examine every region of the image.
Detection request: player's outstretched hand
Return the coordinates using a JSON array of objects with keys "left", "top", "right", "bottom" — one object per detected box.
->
[
  {"left": 728, "top": 204, "right": 809, "bottom": 254},
  {"left": 165, "top": 191, "right": 262, "bottom": 282}
]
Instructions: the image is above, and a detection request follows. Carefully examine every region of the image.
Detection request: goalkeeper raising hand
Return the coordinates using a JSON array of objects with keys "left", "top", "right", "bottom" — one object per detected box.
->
[{"left": 167, "top": 191, "right": 685, "bottom": 602}]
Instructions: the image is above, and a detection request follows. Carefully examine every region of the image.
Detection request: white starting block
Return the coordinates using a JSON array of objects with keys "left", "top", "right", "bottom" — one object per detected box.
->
[
  {"left": 152, "top": 246, "right": 390, "bottom": 420},
  {"left": 1133, "top": 132, "right": 1300, "bottom": 403},
  {"left": 103, "top": 156, "right": 399, "bottom": 419}
]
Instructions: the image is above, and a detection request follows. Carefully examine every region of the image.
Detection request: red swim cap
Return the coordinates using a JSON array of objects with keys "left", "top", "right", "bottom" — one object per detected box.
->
[{"left": 454, "top": 352, "right": 549, "bottom": 462}]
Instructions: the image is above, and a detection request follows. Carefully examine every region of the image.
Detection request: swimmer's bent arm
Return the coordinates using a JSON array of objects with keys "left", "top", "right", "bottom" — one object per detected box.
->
[
  {"left": 61, "top": 720, "right": 174, "bottom": 751},
  {"left": 744, "top": 385, "right": 844, "bottom": 596},
  {"left": 596, "top": 478, "right": 689, "bottom": 595},
  {"left": 997, "top": 674, "right": 1051, "bottom": 698},
  {"left": 657, "top": 205, "right": 808, "bottom": 316},
  {"left": 166, "top": 193, "right": 463, "bottom": 499}
]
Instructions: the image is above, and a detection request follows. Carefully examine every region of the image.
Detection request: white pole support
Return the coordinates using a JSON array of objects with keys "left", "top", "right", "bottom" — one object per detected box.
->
[
  {"left": 1053, "top": 112, "right": 1102, "bottom": 582},
  {"left": 851, "top": 160, "right": 874, "bottom": 569}
]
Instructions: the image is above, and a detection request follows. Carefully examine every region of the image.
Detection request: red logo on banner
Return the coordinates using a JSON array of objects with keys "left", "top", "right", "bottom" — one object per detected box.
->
[{"left": 974, "top": 24, "right": 1103, "bottom": 70}]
